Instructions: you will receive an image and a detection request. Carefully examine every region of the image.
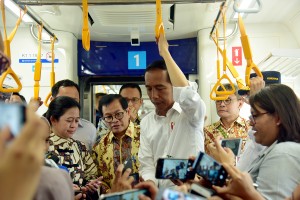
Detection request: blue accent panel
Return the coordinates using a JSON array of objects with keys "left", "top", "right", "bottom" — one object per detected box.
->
[
  {"left": 19, "top": 59, "right": 59, "bottom": 63},
  {"left": 128, "top": 51, "right": 146, "bottom": 70},
  {"left": 78, "top": 38, "right": 197, "bottom": 76}
]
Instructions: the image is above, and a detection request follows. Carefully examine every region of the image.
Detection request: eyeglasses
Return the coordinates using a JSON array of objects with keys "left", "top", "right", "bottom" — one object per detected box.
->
[
  {"left": 0, "top": 51, "right": 10, "bottom": 75},
  {"left": 215, "top": 98, "right": 239, "bottom": 105},
  {"left": 103, "top": 111, "right": 125, "bottom": 123},
  {"left": 124, "top": 97, "right": 141, "bottom": 104},
  {"left": 249, "top": 112, "right": 269, "bottom": 123}
]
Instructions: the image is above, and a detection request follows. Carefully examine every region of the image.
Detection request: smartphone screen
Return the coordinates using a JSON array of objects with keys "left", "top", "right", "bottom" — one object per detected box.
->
[
  {"left": 192, "top": 152, "right": 227, "bottom": 186},
  {"left": 155, "top": 158, "right": 195, "bottom": 180},
  {"left": 157, "top": 188, "right": 206, "bottom": 200},
  {"left": 221, "top": 138, "right": 242, "bottom": 156},
  {"left": 0, "top": 102, "right": 26, "bottom": 137}
]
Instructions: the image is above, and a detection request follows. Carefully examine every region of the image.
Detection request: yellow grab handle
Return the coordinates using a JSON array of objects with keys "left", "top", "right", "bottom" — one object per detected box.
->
[
  {"left": 44, "top": 92, "right": 51, "bottom": 107},
  {"left": 214, "top": 73, "right": 236, "bottom": 96},
  {"left": 155, "top": 0, "right": 165, "bottom": 42},
  {"left": 0, "top": 1, "right": 24, "bottom": 93},
  {"left": 210, "top": 80, "right": 229, "bottom": 101},
  {"left": 211, "top": 33, "right": 247, "bottom": 90},
  {"left": 245, "top": 63, "right": 263, "bottom": 87},
  {"left": 82, "top": 0, "right": 90, "bottom": 51},
  {"left": 33, "top": 24, "right": 43, "bottom": 99},
  {"left": 238, "top": 14, "right": 263, "bottom": 87},
  {"left": 33, "top": 60, "right": 41, "bottom": 99},
  {"left": 44, "top": 36, "right": 56, "bottom": 107},
  {"left": 0, "top": 67, "right": 22, "bottom": 93}
]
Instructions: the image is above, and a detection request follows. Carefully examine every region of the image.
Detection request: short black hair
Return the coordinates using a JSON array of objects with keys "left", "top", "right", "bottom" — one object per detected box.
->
[
  {"left": 145, "top": 60, "right": 171, "bottom": 83},
  {"left": 45, "top": 96, "right": 80, "bottom": 124},
  {"left": 12, "top": 92, "right": 27, "bottom": 104},
  {"left": 95, "top": 92, "right": 107, "bottom": 99},
  {"left": 51, "top": 79, "right": 80, "bottom": 98},
  {"left": 119, "top": 83, "right": 142, "bottom": 98},
  {"left": 98, "top": 94, "right": 128, "bottom": 117}
]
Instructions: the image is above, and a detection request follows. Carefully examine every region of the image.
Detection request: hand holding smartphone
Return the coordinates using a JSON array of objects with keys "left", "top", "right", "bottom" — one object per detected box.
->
[
  {"left": 155, "top": 158, "right": 195, "bottom": 180},
  {"left": 123, "top": 156, "right": 139, "bottom": 186},
  {"left": 220, "top": 138, "right": 242, "bottom": 156},
  {"left": 0, "top": 102, "right": 26, "bottom": 138},
  {"left": 192, "top": 152, "right": 228, "bottom": 186}
]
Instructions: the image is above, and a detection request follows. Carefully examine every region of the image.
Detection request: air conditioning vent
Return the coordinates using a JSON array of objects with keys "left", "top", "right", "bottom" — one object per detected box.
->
[{"left": 15, "top": 0, "right": 225, "bottom": 5}]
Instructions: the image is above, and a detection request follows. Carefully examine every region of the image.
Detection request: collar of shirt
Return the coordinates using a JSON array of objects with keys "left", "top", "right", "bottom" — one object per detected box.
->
[
  {"left": 50, "top": 132, "right": 74, "bottom": 143},
  {"left": 214, "top": 116, "right": 248, "bottom": 129},
  {"left": 107, "top": 121, "right": 136, "bottom": 142},
  {"left": 154, "top": 102, "right": 182, "bottom": 120},
  {"left": 257, "top": 140, "right": 278, "bottom": 159}
]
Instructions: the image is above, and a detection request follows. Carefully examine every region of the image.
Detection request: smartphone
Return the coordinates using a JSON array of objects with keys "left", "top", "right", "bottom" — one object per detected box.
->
[
  {"left": 100, "top": 189, "right": 150, "bottom": 200},
  {"left": 122, "top": 156, "right": 139, "bottom": 186},
  {"left": 192, "top": 152, "right": 227, "bottom": 186},
  {"left": 190, "top": 183, "right": 216, "bottom": 198},
  {"left": 155, "top": 158, "right": 195, "bottom": 180},
  {"left": 156, "top": 188, "right": 206, "bottom": 200},
  {"left": 0, "top": 102, "right": 26, "bottom": 137},
  {"left": 221, "top": 138, "right": 242, "bottom": 156}
]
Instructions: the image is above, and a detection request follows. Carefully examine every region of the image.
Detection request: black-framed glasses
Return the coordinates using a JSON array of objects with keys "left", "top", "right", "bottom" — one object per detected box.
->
[
  {"left": 215, "top": 98, "right": 239, "bottom": 105},
  {"left": 125, "top": 97, "right": 141, "bottom": 104},
  {"left": 103, "top": 111, "right": 125, "bottom": 123},
  {"left": 249, "top": 112, "right": 269, "bottom": 123}
]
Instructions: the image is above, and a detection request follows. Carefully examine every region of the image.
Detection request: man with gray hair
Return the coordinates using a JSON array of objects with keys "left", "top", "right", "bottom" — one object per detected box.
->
[{"left": 204, "top": 84, "right": 250, "bottom": 154}]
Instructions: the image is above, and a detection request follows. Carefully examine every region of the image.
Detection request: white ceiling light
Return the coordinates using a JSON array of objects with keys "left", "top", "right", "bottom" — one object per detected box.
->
[{"left": 5, "top": 0, "right": 33, "bottom": 23}]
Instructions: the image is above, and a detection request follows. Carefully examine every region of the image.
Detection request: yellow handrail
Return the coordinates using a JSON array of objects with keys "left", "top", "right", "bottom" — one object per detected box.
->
[
  {"left": 0, "top": 2, "right": 26, "bottom": 93},
  {"left": 155, "top": 0, "right": 165, "bottom": 42},
  {"left": 33, "top": 24, "right": 43, "bottom": 100},
  {"left": 211, "top": 6, "right": 235, "bottom": 98},
  {"left": 210, "top": 28, "right": 229, "bottom": 101},
  {"left": 238, "top": 14, "right": 263, "bottom": 87},
  {"left": 44, "top": 36, "right": 56, "bottom": 107},
  {"left": 82, "top": 0, "right": 90, "bottom": 51}
]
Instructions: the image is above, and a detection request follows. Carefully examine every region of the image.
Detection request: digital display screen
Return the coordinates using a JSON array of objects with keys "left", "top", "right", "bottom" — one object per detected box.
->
[{"left": 78, "top": 38, "right": 197, "bottom": 76}]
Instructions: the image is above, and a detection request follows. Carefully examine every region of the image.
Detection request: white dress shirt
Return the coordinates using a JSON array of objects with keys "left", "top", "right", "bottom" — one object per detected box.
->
[{"left": 138, "top": 82, "right": 206, "bottom": 187}]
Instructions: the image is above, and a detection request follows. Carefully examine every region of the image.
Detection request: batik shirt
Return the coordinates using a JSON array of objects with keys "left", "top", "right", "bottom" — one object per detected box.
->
[
  {"left": 204, "top": 116, "right": 250, "bottom": 154},
  {"left": 93, "top": 121, "right": 140, "bottom": 193},
  {"left": 48, "top": 133, "right": 98, "bottom": 186}
]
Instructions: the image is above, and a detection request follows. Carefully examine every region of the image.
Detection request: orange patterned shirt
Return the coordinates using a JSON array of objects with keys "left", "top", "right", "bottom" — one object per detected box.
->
[
  {"left": 204, "top": 116, "right": 250, "bottom": 154},
  {"left": 93, "top": 121, "right": 140, "bottom": 193}
]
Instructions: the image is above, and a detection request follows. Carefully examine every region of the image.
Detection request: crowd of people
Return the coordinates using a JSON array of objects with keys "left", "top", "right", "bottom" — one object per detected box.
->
[{"left": 0, "top": 29, "right": 299, "bottom": 200}]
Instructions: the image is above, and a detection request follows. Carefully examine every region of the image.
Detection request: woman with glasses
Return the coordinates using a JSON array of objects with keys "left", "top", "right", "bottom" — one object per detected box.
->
[
  {"left": 45, "top": 96, "right": 102, "bottom": 200},
  {"left": 208, "top": 84, "right": 300, "bottom": 200}
]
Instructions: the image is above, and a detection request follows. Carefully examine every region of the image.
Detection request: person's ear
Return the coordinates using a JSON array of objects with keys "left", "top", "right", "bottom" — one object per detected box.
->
[
  {"left": 274, "top": 114, "right": 281, "bottom": 126},
  {"left": 238, "top": 98, "right": 244, "bottom": 109},
  {"left": 50, "top": 116, "right": 57, "bottom": 125}
]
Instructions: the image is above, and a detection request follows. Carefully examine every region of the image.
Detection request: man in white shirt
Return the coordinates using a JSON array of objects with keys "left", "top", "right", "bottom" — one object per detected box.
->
[{"left": 138, "top": 33, "right": 206, "bottom": 188}]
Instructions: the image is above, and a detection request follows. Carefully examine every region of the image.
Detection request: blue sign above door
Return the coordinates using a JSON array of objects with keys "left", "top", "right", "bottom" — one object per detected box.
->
[{"left": 78, "top": 38, "right": 197, "bottom": 76}]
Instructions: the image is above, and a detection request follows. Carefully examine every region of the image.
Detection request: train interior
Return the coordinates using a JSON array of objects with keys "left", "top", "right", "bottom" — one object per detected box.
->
[{"left": 0, "top": 0, "right": 300, "bottom": 125}]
